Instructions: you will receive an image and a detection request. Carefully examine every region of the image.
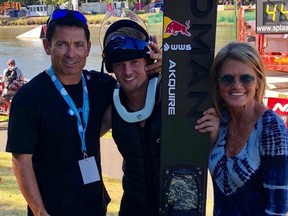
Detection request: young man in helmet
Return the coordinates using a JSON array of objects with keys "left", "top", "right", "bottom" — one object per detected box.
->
[
  {"left": 100, "top": 18, "right": 162, "bottom": 216},
  {"left": 99, "top": 11, "right": 220, "bottom": 215}
]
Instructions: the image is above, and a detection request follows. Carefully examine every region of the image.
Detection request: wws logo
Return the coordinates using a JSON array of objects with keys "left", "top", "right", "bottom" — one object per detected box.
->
[{"left": 163, "top": 42, "right": 192, "bottom": 52}]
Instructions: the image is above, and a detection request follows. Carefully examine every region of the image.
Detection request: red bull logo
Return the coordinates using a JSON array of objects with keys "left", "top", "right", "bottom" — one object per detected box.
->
[{"left": 163, "top": 16, "right": 191, "bottom": 38}]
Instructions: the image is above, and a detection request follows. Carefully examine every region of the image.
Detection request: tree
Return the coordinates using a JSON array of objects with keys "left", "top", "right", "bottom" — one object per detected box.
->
[
  {"left": 0, "top": 0, "right": 36, "bottom": 7},
  {"left": 43, "top": 0, "right": 66, "bottom": 6}
]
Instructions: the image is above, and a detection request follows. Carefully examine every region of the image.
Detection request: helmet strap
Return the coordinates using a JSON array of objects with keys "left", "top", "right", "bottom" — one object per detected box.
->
[{"left": 113, "top": 77, "right": 158, "bottom": 123}]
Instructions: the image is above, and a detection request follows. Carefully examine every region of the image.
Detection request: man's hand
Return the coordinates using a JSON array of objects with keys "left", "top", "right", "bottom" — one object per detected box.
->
[
  {"left": 145, "top": 35, "right": 162, "bottom": 74},
  {"left": 9, "top": 80, "right": 24, "bottom": 92}
]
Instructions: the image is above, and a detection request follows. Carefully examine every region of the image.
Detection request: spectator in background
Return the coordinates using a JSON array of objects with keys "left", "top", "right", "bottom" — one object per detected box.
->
[{"left": 1, "top": 59, "right": 24, "bottom": 113}]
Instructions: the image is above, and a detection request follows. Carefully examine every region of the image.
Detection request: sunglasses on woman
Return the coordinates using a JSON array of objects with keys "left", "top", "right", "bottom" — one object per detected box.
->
[
  {"left": 47, "top": 9, "right": 87, "bottom": 27},
  {"left": 218, "top": 74, "right": 255, "bottom": 87}
]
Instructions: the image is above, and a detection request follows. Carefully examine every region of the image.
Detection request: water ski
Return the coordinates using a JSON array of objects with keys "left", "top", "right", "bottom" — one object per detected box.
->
[{"left": 159, "top": 1, "right": 218, "bottom": 215}]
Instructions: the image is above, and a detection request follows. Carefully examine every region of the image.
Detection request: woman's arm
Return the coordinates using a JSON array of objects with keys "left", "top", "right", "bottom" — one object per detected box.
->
[
  {"left": 195, "top": 108, "right": 220, "bottom": 148},
  {"left": 260, "top": 118, "right": 288, "bottom": 215}
]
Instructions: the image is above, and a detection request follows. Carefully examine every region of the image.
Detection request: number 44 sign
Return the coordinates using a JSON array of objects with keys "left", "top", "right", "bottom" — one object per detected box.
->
[{"left": 256, "top": 0, "right": 288, "bottom": 34}]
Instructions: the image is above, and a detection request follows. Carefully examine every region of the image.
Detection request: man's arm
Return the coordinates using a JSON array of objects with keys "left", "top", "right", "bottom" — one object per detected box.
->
[
  {"left": 17, "top": 68, "right": 25, "bottom": 81},
  {"left": 2, "top": 69, "right": 9, "bottom": 88},
  {"left": 12, "top": 153, "right": 50, "bottom": 216},
  {"left": 100, "top": 104, "right": 112, "bottom": 137},
  {"left": 2, "top": 69, "right": 7, "bottom": 77},
  {"left": 19, "top": 75, "right": 25, "bottom": 82}
]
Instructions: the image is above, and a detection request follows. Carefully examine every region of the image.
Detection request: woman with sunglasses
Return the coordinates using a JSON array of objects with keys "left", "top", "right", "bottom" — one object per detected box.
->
[{"left": 197, "top": 42, "right": 288, "bottom": 215}]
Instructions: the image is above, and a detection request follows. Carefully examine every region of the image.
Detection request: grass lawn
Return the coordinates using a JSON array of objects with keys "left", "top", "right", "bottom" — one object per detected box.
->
[
  {"left": 0, "top": 152, "right": 122, "bottom": 216},
  {"left": 0, "top": 152, "right": 26, "bottom": 216},
  {"left": 0, "top": 151, "right": 213, "bottom": 215}
]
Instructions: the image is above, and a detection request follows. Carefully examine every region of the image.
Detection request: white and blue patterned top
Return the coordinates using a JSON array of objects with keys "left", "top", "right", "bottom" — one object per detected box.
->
[{"left": 209, "top": 110, "right": 288, "bottom": 216}]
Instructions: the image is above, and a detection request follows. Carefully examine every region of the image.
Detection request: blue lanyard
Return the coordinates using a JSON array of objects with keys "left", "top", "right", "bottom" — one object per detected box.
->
[{"left": 48, "top": 66, "right": 90, "bottom": 158}]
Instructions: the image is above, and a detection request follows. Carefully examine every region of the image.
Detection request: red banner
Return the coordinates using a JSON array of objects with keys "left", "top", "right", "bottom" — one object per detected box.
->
[{"left": 265, "top": 97, "right": 288, "bottom": 126}]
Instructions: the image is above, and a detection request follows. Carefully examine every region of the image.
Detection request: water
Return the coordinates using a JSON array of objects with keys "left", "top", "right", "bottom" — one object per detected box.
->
[
  {"left": 0, "top": 25, "right": 233, "bottom": 80},
  {"left": 0, "top": 26, "right": 105, "bottom": 80}
]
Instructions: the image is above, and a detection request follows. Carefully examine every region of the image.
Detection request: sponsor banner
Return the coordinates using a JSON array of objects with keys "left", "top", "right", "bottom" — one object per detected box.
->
[
  {"left": 265, "top": 97, "right": 288, "bottom": 126},
  {"left": 256, "top": 0, "right": 288, "bottom": 34}
]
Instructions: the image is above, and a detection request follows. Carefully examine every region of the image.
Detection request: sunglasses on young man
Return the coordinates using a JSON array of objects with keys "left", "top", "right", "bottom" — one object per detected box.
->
[
  {"left": 104, "top": 36, "right": 149, "bottom": 56},
  {"left": 47, "top": 9, "right": 87, "bottom": 27},
  {"left": 218, "top": 74, "right": 255, "bottom": 87}
]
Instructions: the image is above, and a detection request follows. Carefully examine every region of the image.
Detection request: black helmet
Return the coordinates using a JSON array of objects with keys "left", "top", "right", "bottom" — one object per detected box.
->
[{"left": 100, "top": 9, "right": 151, "bottom": 72}]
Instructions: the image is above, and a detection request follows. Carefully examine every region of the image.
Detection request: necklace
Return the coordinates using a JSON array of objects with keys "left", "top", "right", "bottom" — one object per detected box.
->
[
  {"left": 227, "top": 117, "right": 257, "bottom": 149},
  {"left": 228, "top": 124, "right": 237, "bottom": 146},
  {"left": 226, "top": 123, "right": 241, "bottom": 156}
]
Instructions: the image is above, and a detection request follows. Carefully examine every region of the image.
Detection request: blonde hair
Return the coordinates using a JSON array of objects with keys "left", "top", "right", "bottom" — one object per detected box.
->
[{"left": 210, "top": 42, "right": 266, "bottom": 118}]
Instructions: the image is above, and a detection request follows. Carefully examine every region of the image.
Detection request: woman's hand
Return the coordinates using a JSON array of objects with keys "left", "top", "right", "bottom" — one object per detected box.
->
[
  {"left": 145, "top": 35, "right": 162, "bottom": 74},
  {"left": 195, "top": 108, "right": 220, "bottom": 146}
]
